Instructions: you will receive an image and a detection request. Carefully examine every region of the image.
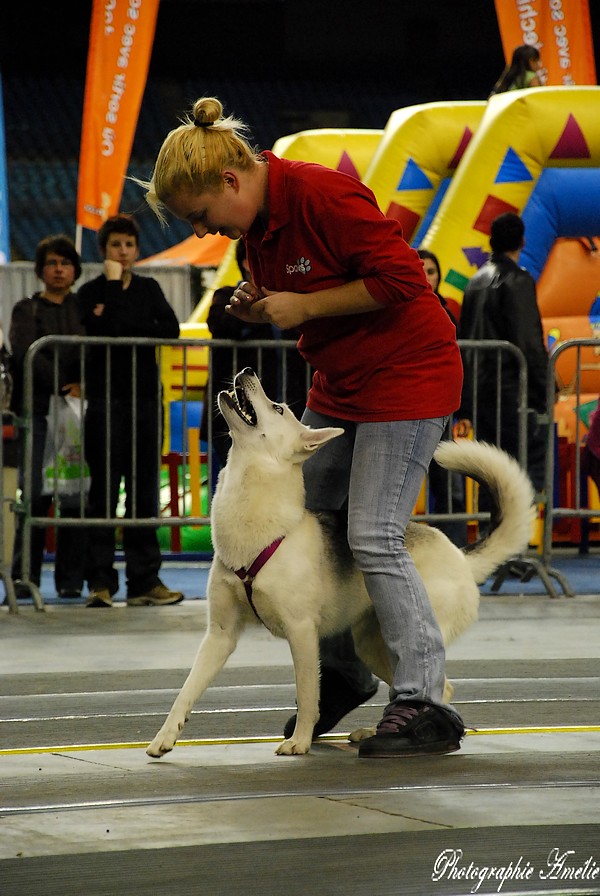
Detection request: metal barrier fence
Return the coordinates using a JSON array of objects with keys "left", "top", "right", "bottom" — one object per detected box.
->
[
  {"left": 12, "top": 335, "right": 310, "bottom": 611},
  {"left": 542, "top": 337, "right": 600, "bottom": 566},
  {"left": 6, "top": 333, "right": 592, "bottom": 612}
]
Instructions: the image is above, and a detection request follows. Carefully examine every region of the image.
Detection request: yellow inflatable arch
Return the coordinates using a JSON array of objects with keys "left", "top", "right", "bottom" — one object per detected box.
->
[
  {"left": 363, "top": 101, "right": 487, "bottom": 244},
  {"left": 272, "top": 128, "right": 383, "bottom": 176},
  {"left": 423, "top": 87, "right": 600, "bottom": 307}
]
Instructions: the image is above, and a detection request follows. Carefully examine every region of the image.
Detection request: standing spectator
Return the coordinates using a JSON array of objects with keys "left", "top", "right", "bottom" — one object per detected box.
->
[
  {"left": 201, "top": 239, "right": 280, "bottom": 469},
  {"left": 583, "top": 399, "right": 600, "bottom": 496},
  {"left": 140, "top": 97, "right": 465, "bottom": 758},
  {"left": 417, "top": 249, "right": 467, "bottom": 547},
  {"left": 202, "top": 238, "right": 307, "bottom": 468},
  {"left": 9, "top": 234, "right": 86, "bottom": 599},
  {"left": 78, "top": 214, "right": 184, "bottom": 608},
  {"left": 458, "top": 212, "right": 549, "bottom": 493},
  {"left": 489, "top": 45, "right": 545, "bottom": 96},
  {"left": 417, "top": 248, "right": 462, "bottom": 325}
]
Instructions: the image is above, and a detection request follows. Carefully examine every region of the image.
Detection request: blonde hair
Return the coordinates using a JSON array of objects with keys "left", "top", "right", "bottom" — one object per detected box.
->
[{"left": 142, "top": 97, "right": 259, "bottom": 223}]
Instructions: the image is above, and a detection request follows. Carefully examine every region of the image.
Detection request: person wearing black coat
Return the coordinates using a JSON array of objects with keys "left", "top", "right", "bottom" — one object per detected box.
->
[
  {"left": 200, "top": 239, "right": 307, "bottom": 469},
  {"left": 78, "top": 214, "right": 184, "bottom": 608},
  {"left": 8, "top": 234, "right": 87, "bottom": 598},
  {"left": 458, "top": 212, "right": 549, "bottom": 492}
]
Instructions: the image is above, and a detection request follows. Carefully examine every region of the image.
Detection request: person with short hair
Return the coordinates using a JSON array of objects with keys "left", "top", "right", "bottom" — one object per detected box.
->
[
  {"left": 138, "top": 97, "right": 466, "bottom": 758},
  {"left": 8, "top": 234, "right": 87, "bottom": 599},
  {"left": 458, "top": 212, "right": 549, "bottom": 492},
  {"left": 77, "top": 214, "right": 184, "bottom": 608}
]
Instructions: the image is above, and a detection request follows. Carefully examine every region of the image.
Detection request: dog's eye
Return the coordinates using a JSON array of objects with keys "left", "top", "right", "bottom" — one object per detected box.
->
[{"left": 272, "top": 404, "right": 284, "bottom": 415}]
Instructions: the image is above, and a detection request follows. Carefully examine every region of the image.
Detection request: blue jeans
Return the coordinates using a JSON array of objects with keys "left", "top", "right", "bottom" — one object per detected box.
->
[{"left": 302, "top": 409, "right": 455, "bottom": 712}]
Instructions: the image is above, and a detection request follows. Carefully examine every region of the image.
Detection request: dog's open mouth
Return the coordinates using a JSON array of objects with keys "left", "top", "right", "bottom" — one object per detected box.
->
[{"left": 220, "top": 384, "right": 257, "bottom": 426}]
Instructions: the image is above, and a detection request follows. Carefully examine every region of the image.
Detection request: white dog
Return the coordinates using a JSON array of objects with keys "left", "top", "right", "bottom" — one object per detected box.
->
[{"left": 147, "top": 369, "right": 535, "bottom": 758}]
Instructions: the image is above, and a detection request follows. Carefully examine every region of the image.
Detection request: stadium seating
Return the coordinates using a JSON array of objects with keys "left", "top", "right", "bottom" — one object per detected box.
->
[{"left": 3, "top": 72, "right": 416, "bottom": 261}]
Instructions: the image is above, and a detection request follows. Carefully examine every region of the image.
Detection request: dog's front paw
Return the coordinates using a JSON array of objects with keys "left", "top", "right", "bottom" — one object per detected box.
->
[
  {"left": 348, "top": 725, "right": 376, "bottom": 743},
  {"left": 276, "top": 737, "right": 311, "bottom": 756},
  {"left": 146, "top": 727, "right": 178, "bottom": 757}
]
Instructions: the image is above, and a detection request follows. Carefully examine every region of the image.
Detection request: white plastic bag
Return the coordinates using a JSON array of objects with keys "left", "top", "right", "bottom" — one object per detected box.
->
[{"left": 42, "top": 395, "right": 91, "bottom": 497}]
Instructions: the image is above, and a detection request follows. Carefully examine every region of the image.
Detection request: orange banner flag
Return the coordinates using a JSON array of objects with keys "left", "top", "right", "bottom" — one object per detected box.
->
[
  {"left": 76, "top": 0, "right": 160, "bottom": 232},
  {"left": 494, "top": 0, "right": 597, "bottom": 86}
]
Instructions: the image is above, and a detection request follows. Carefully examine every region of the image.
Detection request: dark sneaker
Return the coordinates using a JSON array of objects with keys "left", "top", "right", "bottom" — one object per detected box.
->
[
  {"left": 358, "top": 701, "right": 464, "bottom": 758},
  {"left": 86, "top": 589, "right": 113, "bottom": 608},
  {"left": 58, "top": 588, "right": 82, "bottom": 599},
  {"left": 283, "top": 667, "right": 379, "bottom": 740},
  {"left": 13, "top": 581, "right": 34, "bottom": 599},
  {"left": 127, "top": 584, "right": 184, "bottom": 607}
]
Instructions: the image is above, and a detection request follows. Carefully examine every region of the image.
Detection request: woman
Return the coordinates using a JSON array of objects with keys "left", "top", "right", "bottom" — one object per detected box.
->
[
  {"left": 141, "top": 97, "right": 465, "bottom": 758},
  {"left": 417, "top": 247, "right": 461, "bottom": 324},
  {"left": 417, "top": 249, "right": 467, "bottom": 547},
  {"left": 9, "top": 234, "right": 86, "bottom": 599},
  {"left": 490, "top": 45, "right": 544, "bottom": 96}
]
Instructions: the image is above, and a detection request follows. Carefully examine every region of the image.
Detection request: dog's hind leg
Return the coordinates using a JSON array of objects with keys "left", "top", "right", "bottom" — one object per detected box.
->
[
  {"left": 351, "top": 610, "right": 392, "bottom": 686},
  {"left": 443, "top": 678, "right": 454, "bottom": 703},
  {"left": 147, "top": 588, "right": 245, "bottom": 758},
  {"left": 276, "top": 619, "right": 320, "bottom": 755}
]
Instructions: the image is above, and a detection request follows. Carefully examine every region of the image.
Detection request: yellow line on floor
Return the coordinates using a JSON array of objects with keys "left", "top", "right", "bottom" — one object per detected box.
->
[
  {"left": 2, "top": 725, "right": 600, "bottom": 756},
  {"left": 467, "top": 724, "right": 600, "bottom": 736}
]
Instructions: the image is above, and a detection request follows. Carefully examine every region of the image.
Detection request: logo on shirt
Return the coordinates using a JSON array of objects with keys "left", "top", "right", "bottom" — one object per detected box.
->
[{"left": 286, "top": 256, "right": 312, "bottom": 275}]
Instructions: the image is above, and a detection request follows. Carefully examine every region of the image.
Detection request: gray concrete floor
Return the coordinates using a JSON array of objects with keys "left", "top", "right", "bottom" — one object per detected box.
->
[{"left": 2, "top": 569, "right": 600, "bottom": 895}]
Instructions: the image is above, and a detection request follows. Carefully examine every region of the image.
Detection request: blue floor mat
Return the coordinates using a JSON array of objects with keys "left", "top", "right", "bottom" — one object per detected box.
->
[
  {"left": 4, "top": 551, "right": 599, "bottom": 606},
  {"left": 8, "top": 559, "right": 211, "bottom": 606},
  {"left": 478, "top": 552, "right": 600, "bottom": 597}
]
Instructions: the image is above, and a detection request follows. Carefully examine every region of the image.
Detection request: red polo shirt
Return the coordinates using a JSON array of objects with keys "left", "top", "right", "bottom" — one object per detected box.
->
[{"left": 245, "top": 151, "right": 462, "bottom": 422}]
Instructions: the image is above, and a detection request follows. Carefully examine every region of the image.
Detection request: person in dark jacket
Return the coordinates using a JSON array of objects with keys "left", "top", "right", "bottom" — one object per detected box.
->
[
  {"left": 8, "top": 234, "right": 87, "bottom": 598},
  {"left": 458, "top": 212, "right": 549, "bottom": 492},
  {"left": 201, "top": 239, "right": 307, "bottom": 469},
  {"left": 78, "top": 214, "right": 184, "bottom": 608}
]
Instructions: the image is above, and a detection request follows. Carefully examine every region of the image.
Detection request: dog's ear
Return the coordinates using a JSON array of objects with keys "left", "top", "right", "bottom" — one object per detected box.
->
[{"left": 302, "top": 426, "right": 344, "bottom": 453}]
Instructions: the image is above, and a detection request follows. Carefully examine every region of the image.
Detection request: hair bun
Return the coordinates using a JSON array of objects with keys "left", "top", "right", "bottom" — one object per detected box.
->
[{"left": 191, "top": 97, "right": 222, "bottom": 128}]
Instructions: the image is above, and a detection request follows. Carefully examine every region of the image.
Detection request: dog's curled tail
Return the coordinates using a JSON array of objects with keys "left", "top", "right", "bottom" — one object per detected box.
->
[{"left": 433, "top": 439, "right": 537, "bottom": 584}]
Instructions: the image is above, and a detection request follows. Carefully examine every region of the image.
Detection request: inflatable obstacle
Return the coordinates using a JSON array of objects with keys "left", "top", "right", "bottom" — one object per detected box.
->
[{"left": 421, "top": 87, "right": 600, "bottom": 309}]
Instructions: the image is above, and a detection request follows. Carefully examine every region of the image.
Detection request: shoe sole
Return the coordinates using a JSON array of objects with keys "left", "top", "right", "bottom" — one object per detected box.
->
[
  {"left": 127, "top": 596, "right": 184, "bottom": 606},
  {"left": 86, "top": 598, "right": 112, "bottom": 608},
  {"left": 358, "top": 741, "right": 461, "bottom": 759}
]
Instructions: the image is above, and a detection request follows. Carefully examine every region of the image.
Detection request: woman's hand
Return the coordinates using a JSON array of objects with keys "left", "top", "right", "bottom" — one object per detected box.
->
[
  {"left": 226, "top": 280, "right": 261, "bottom": 322},
  {"left": 252, "top": 290, "right": 309, "bottom": 329},
  {"left": 227, "top": 279, "right": 378, "bottom": 328},
  {"left": 230, "top": 280, "right": 262, "bottom": 306},
  {"left": 227, "top": 283, "right": 309, "bottom": 329}
]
